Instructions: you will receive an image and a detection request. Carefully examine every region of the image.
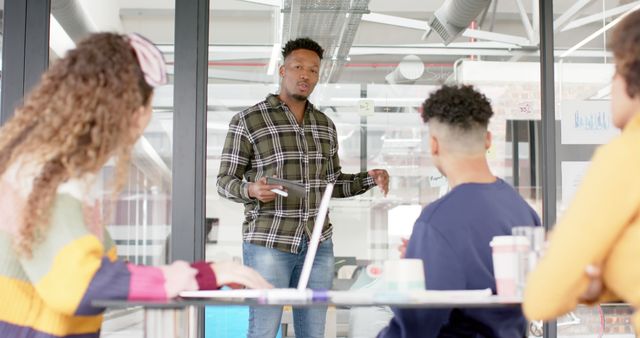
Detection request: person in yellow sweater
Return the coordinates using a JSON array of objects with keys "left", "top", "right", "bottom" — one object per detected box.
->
[
  {"left": 0, "top": 32, "right": 271, "bottom": 338},
  {"left": 523, "top": 9, "right": 640, "bottom": 331}
]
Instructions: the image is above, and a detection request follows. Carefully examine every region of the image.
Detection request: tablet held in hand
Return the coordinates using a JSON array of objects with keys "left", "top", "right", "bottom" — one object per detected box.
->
[{"left": 266, "top": 177, "right": 306, "bottom": 199}]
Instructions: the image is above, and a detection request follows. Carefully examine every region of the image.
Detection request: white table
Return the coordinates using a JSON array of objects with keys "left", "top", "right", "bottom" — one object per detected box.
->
[{"left": 93, "top": 292, "right": 522, "bottom": 338}]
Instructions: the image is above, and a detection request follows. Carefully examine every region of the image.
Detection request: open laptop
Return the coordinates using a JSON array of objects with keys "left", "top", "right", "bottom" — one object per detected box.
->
[{"left": 179, "top": 183, "right": 335, "bottom": 302}]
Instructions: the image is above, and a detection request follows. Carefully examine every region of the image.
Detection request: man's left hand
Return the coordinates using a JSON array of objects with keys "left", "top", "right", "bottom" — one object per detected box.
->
[{"left": 368, "top": 169, "right": 389, "bottom": 197}]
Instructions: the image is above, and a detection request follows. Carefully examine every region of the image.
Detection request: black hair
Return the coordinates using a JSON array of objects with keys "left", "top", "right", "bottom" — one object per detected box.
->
[
  {"left": 421, "top": 85, "right": 493, "bottom": 130},
  {"left": 281, "top": 37, "right": 324, "bottom": 60}
]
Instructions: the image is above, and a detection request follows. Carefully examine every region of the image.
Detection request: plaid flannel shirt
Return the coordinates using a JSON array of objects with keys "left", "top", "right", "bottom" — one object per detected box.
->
[{"left": 217, "top": 94, "right": 375, "bottom": 253}]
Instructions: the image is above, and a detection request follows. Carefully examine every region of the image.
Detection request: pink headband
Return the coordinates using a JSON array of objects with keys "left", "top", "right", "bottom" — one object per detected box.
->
[{"left": 127, "top": 33, "right": 168, "bottom": 87}]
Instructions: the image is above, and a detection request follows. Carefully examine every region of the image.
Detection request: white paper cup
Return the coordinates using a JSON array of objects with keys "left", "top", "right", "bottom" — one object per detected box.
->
[
  {"left": 382, "top": 259, "right": 426, "bottom": 291},
  {"left": 490, "top": 236, "right": 530, "bottom": 297}
]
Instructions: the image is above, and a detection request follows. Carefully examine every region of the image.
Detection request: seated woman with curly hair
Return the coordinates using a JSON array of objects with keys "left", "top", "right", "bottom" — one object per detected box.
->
[{"left": 0, "top": 33, "right": 270, "bottom": 338}]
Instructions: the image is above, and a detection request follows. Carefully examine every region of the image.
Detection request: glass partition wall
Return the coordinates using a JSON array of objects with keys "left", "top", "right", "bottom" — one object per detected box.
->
[
  {"left": 0, "top": 0, "right": 4, "bottom": 99},
  {"left": 49, "top": 0, "right": 176, "bottom": 266},
  {"left": 205, "top": 1, "right": 547, "bottom": 337},
  {"left": 552, "top": 0, "right": 636, "bottom": 336},
  {"left": 48, "top": 1, "right": 177, "bottom": 335},
  {"left": 205, "top": 0, "right": 546, "bottom": 264},
  {"left": 15, "top": 0, "right": 634, "bottom": 336}
]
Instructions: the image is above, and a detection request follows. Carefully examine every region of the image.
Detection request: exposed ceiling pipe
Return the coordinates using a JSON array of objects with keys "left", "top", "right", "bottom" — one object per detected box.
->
[
  {"left": 427, "top": 0, "right": 492, "bottom": 45},
  {"left": 477, "top": 0, "right": 492, "bottom": 28},
  {"left": 190, "top": 61, "right": 455, "bottom": 68},
  {"left": 560, "top": 3, "right": 640, "bottom": 58},
  {"left": 561, "top": 0, "right": 640, "bottom": 32},
  {"left": 385, "top": 55, "right": 426, "bottom": 84},
  {"left": 469, "top": 20, "right": 478, "bottom": 61},
  {"left": 514, "top": 0, "right": 534, "bottom": 43},
  {"left": 553, "top": 0, "right": 596, "bottom": 31},
  {"left": 281, "top": 0, "right": 371, "bottom": 83},
  {"left": 489, "top": 0, "right": 498, "bottom": 32}
]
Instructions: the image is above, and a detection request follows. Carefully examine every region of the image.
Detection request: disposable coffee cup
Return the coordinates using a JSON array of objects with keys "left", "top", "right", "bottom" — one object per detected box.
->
[
  {"left": 490, "top": 236, "right": 529, "bottom": 297},
  {"left": 382, "top": 259, "right": 426, "bottom": 291}
]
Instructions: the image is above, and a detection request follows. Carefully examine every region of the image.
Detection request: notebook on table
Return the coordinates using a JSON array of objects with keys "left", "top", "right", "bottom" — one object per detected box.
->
[{"left": 180, "top": 183, "right": 334, "bottom": 302}]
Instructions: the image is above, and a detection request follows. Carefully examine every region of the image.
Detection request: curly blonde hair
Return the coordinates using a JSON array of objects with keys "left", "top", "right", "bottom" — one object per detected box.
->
[{"left": 0, "top": 32, "right": 153, "bottom": 256}]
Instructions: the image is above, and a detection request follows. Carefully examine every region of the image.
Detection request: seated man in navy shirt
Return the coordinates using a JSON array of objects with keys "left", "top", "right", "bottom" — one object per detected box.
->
[{"left": 378, "top": 85, "right": 541, "bottom": 338}]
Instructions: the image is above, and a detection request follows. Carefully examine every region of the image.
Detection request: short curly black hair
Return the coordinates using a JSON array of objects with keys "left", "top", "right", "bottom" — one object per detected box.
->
[
  {"left": 282, "top": 37, "right": 324, "bottom": 60},
  {"left": 421, "top": 85, "right": 493, "bottom": 130}
]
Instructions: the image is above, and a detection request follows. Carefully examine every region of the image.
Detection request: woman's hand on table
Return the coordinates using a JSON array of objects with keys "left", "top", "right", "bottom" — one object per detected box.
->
[
  {"left": 211, "top": 261, "right": 273, "bottom": 289},
  {"left": 160, "top": 260, "right": 199, "bottom": 298}
]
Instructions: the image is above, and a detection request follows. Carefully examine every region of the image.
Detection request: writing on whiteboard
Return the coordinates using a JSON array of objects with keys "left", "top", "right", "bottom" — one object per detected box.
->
[
  {"left": 561, "top": 101, "right": 619, "bottom": 145},
  {"left": 573, "top": 110, "right": 612, "bottom": 131}
]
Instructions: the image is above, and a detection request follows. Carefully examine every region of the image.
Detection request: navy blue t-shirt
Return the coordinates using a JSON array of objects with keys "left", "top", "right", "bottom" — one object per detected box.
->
[{"left": 379, "top": 178, "right": 541, "bottom": 338}]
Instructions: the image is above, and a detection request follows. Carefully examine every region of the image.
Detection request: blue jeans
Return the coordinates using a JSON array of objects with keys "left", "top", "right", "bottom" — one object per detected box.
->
[{"left": 243, "top": 238, "right": 334, "bottom": 338}]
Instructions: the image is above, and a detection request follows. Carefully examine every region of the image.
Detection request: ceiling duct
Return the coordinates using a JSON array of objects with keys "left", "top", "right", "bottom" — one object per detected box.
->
[
  {"left": 282, "top": 0, "right": 370, "bottom": 83},
  {"left": 385, "top": 55, "right": 425, "bottom": 84},
  {"left": 51, "top": 0, "right": 94, "bottom": 42},
  {"left": 427, "top": 0, "right": 491, "bottom": 45}
]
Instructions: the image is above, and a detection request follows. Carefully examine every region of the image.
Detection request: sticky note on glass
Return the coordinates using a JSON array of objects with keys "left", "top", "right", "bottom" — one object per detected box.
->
[{"left": 358, "top": 99, "right": 374, "bottom": 117}]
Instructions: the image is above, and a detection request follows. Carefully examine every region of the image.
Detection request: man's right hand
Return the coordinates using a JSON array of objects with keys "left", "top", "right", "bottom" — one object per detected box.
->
[{"left": 248, "top": 177, "right": 283, "bottom": 203}]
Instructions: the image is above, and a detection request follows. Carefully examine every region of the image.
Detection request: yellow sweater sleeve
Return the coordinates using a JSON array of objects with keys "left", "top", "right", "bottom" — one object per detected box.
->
[{"left": 523, "top": 135, "right": 640, "bottom": 320}]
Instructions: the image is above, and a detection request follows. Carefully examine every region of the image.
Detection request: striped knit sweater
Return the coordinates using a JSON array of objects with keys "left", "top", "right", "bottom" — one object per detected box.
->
[{"left": 0, "top": 163, "right": 217, "bottom": 338}]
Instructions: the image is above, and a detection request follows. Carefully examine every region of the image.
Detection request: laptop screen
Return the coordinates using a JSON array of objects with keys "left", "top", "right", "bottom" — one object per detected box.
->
[
  {"left": 296, "top": 183, "right": 334, "bottom": 290},
  {"left": 178, "top": 183, "right": 336, "bottom": 299}
]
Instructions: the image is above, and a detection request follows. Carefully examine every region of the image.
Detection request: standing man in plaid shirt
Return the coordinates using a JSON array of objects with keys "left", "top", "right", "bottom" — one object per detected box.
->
[{"left": 217, "top": 37, "right": 390, "bottom": 338}]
